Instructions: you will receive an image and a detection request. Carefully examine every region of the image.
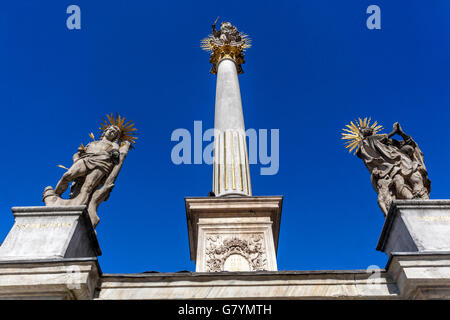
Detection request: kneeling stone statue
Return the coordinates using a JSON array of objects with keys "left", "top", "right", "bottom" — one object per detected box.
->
[
  {"left": 342, "top": 118, "right": 431, "bottom": 216},
  {"left": 43, "top": 114, "right": 137, "bottom": 228}
]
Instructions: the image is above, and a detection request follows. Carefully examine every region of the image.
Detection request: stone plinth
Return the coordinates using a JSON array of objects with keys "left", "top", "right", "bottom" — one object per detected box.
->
[
  {"left": 185, "top": 196, "right": 282, "bottom": 272},
  {"left": 0, "top": 206, "right": 101, "bottom": 261},
  {"left": 377, "top": 200, "right": 450, "bottom": 255}
]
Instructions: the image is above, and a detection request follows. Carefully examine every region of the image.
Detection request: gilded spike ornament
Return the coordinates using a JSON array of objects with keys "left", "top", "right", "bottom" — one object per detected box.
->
[
  {"left": 100, "top": 113, "right": 138, "bottom": 147},
  {"left": 342, "top": 118, "right": 430, "bottom": 216},
  {"left": 44, "top": 114, "right": 137, "bottom": 228},
  {"left": 201, "top": 19, "right": 251, "bottom": 74}
]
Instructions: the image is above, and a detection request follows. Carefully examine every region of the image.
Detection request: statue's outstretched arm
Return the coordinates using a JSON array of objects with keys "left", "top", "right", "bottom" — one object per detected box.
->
[
  {"left": 212, "top": 17, "right": 220, "bottom": 37},
  {"left": 387, "top": 125, "right": 397, "bottom": 139},
  {"left": 395, "top": 122, "right": 411, "bottom": 141},
  {"left": 386, "top": 122, "right": 408, "bottom": 140}
]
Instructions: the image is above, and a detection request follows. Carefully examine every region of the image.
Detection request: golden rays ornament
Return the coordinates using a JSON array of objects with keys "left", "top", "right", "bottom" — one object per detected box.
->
[
  {"left": 341, "top": 117, "right": 383, "bottom": 155},
  {"left": 201, "top": 21, "right": 252, "bottom": 74},
  {"left": 200, "top": 33, "right": 252, "bottom": 52},
  {"left": 100, "top": 113, "right": 138, "bottom": 147}
]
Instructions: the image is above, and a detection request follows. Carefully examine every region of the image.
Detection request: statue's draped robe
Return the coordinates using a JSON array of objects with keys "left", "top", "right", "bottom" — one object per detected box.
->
[
  {"left": 356, "top": 134, "right": 430, "bottom": 196},
  {"left": 69, "top": 143, "right": 118, "bottom": 199},
  {"left": 79, "top": 152, "right": 115, "bottom": 174}
]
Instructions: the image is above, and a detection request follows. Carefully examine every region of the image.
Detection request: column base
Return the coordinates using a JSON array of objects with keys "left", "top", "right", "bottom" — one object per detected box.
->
[
  {"left": 185, "top": 196, "right": 282, "bottom": 272},
  {"left": 386, "top": 252, "right": 450, "bottom": 299}
]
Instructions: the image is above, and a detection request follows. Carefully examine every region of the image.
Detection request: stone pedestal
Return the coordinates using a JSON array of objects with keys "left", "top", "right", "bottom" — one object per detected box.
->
[
  {"left": 377, "top": 200, "right": 450, "bottom": 255},
  {"left": 377, "top": 200, "right": 450, "bottom": 299},
  {"left": 0, "top": 206, "right": 102, "bottom": 299},
  {"left": 185, "top": 196, "right": 282, "bottom": 272},
  {"left": 0, "top": 206, "right": 101, "bottom": 261}
]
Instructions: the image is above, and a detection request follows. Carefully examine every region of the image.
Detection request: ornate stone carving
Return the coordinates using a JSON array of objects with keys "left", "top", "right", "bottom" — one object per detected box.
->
[
  {"left": 43, "top": 114, "right": 137, "bottom": 228},
  {"left": 342, "top": 118, "right": 431, "bottom": 216},
  {"left": 205, "top": 234, "right": 267, "bottom": 272},
  {"left": 201, "top": 20, "right": 251, "bottom": 74}
]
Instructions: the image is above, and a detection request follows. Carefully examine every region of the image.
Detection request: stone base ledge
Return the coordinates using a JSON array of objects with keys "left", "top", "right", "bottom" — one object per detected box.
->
[
  {"left": 0, "top": 258, "right": 101, "bottom": 300},
  {"left": 98, "top": 270, "right": 398, "bottom": 300},
  {"left": 1, "top": 254, "right": 448, "bottom": 299},
  {"left": 96, "top": 253, "right": 450, "bottom": 300},
  {"left": 387, "top": 252, "right": 450, "bottom": 299}
]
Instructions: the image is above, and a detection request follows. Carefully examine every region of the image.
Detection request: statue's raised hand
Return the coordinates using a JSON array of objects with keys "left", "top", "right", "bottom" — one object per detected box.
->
[{"left": 393, "top": 122, "right": 400, "bottom": 132}]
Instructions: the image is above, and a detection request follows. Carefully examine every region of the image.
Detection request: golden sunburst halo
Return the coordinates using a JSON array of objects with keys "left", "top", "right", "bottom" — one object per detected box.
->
[
  {"left": 341, "top": 117, "right": 383, "bottom": 155},
  {"left": 200, "top": 33, "right": 252, "bottom": 52},
  {"left": 100, "top": 113, "right": 138, "bottom": 147}
]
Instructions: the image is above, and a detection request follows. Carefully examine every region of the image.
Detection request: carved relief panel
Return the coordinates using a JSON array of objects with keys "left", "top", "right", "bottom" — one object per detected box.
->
[{"left": 205, "top": 234, "right": 268, "bottom": 272}]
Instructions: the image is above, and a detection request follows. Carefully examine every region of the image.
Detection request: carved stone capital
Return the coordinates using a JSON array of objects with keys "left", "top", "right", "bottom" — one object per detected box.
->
[
  {"left": 208, "top": 44, "right": 246, "bottom": 74},
  {"left": 201, "top": 22, "right": 250, "bottom": 75}
]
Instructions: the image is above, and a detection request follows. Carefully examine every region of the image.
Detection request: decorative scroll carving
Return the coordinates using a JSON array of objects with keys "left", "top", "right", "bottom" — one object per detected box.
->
[{"left": 205, "top": 234, "right": 267, "bottom": 272}]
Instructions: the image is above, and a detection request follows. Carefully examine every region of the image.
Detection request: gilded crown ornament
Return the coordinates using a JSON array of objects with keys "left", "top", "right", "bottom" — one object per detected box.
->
[{"left": 201, "top": 18, "right": 251, "bottom": 74}]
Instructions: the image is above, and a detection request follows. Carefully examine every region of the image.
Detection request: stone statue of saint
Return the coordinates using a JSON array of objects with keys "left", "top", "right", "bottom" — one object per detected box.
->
[
  {"left": 201, "top": 19, "right": 251, "bottom": 75},
  {"left": 212, "top": 21, "right": 242, "bottom": 44},
  {"left": 44, "top": 114, "right": 137, "bottom": 228},
  {"left": 342, "top": 118, "right": 430, "bottom": 216}
]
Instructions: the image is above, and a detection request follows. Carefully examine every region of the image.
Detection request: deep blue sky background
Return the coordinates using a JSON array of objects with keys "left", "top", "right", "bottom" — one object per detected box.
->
[{"left": 1, "top": 1, "right": 449, "bottom": 273}]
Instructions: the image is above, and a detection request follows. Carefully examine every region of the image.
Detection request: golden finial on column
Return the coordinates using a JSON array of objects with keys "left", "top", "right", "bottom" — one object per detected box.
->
[{"left": 201, "top": 19, "right": 251, "bottom": 74}]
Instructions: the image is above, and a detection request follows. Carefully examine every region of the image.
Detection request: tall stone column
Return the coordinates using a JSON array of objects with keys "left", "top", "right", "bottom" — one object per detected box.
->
[
  {"left": 202, "top": 22, "right": 252, "bottom": 197},
  {"left": 187, "top": 21, "right": 282, "bottom": 273},
  {"left": 213, "top": 59, "right": 251, "bottom": 197}
]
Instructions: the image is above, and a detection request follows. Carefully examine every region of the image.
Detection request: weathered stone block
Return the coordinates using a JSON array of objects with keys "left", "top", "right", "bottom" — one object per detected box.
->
[
  {"left": 0, "top": 258, "right": 101, "bottom": 300},
  {"left": 0, "top": 206, "right": 101, "bottom": 260},
  {"left": 377, "top": 200, "right": 450, "bottom": 255}
]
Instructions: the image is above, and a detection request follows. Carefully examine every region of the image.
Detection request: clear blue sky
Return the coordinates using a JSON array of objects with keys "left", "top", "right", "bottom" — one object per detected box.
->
[{"left": 1, "top": 1, "right": 450, "bottom": 273}]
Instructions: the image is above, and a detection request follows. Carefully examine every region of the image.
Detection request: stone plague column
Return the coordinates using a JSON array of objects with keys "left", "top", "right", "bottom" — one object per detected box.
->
[
  {"left": 185, "top": 21, "right": 282, "bottom": 273},
  {"left": 202, "top": 21, "right": 252, "bottom": 197}
]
